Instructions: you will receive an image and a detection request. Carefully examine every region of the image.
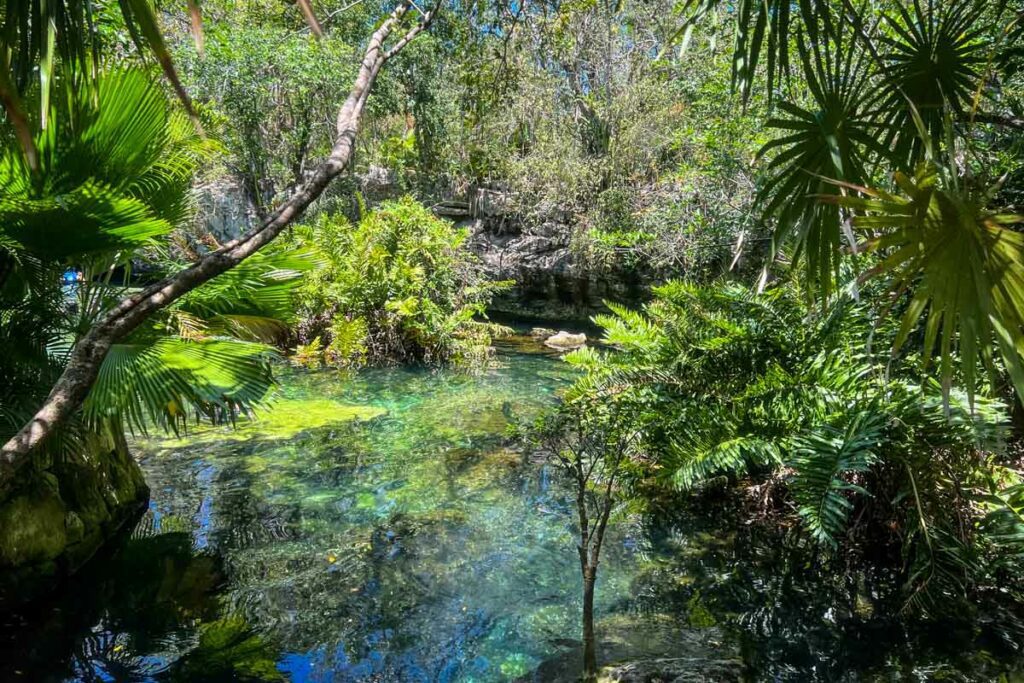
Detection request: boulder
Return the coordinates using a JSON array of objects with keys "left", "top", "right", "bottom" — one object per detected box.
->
[
  {"left": 530, "top": 327, "right": 557, "bottom": 340},
  {"left": 473, "top": 187, "right": 514, "bottom": 217},
  {"left": 544, "top": 331, "right": 587, "bottom": 350},
  {"left": 457, "top": 214, "right": 651, "bottom": 320},
  {"left": 192, "top": 177, "right": 259, "bottom": 243},
  {"left": 360, "top": 164, "right": 398, "bottom": 198},
  {"left": 0, "top": 429, "right": 149, "bottom": 605}
]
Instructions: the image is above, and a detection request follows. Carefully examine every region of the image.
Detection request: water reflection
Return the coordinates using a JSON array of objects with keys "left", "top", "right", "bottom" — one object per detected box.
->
[{"left": 1, "top": 336, "right": 1022, "bottom": 681}]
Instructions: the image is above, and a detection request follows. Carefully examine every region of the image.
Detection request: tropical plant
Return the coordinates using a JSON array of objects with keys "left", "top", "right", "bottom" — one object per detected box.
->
[
  {"left": 521, "top": 393, "right": 641, "bottom": 683},
  {"left": 564, "top": 277, "right": 1022, "bottom": 610},
  {"left": 835, "top": 161, "right": 1024, "bottom": 406},
  {"left": 291, "top": 196, "right": 511, "bottom": 367},
  {"left": 0, "top": 0, "right": 204, "bottom": 172},
  {"left": 675, "top": 0, "right": 1024, "bottom": 405},
  {"left": 0, "top": 0, "right": 438, "bottom": 471},
  {"left": 0, "top": 69, "right": 306, "bottom": 453}
]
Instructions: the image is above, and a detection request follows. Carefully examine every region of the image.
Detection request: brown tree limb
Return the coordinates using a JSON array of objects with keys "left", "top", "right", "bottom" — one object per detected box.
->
[
  {"left": 0, "top": 0, "right": 439, "bottom": 491},
  {"left": 973, "top": 112, "right": 1024, "bottom": 130}
]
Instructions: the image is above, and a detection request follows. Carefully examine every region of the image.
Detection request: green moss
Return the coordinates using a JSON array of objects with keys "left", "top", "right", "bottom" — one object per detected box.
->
[
  {"left": 0, "top": 428, "right": 149, "bottom": 601},
  {"left": 687, "top": 590, "right": 717, "bottom": 629},
  {"left": 0, "top": 483, "right": 67, "bottom": 567}
]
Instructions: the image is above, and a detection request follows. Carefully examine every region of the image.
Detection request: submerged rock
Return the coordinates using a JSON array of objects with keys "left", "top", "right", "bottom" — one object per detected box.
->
[
  {"left": 600, "top": 657, "right": 743, "bottom": 682},
  {"left": 544, "top": 330, "right": 587, "bottom": 350}
]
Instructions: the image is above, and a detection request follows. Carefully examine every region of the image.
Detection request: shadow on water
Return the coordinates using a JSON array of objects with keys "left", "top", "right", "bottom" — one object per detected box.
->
[{"left": 2, "top": 333, "right": 1023, "bottom": 681}]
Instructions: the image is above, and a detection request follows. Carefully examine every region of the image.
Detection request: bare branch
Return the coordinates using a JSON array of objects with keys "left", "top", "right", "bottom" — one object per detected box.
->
[{"left": 385, "top": 1, "right": 439, "bottom": 60}]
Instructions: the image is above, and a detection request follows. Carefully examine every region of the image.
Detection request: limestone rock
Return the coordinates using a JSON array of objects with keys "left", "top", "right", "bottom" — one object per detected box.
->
[
  {"left": 193, "top": 177, "right": 258, "bottom": 243},
  {"left": 544, "top": 331, "right": 587, "bottom": 350},
  {"left": 0, "top": 429, "right": 149, "bottom": 604},
  {"left": 530, "top": 327, "right": 557, "bottom": 340}
]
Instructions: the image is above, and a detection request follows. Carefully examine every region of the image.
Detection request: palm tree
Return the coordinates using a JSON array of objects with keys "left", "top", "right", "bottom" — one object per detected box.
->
[
  {"left": 0, "top": 69, "right": 308, "bottom": 454},
  {"left": 677, "top": 0, "right": 1024, "bottom": 405}
]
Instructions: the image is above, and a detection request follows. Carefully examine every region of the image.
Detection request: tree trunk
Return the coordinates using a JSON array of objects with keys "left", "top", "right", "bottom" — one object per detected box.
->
[
  {"left": 582, "top": 566, "right": 598, "bottom": 682},
  {"left": 0, "top": 0, "right": 437, "bottom": 493}
]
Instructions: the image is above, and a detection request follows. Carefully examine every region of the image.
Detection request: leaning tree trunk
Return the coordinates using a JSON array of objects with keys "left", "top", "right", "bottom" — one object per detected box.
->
[{"left": 0, "top": 0, "right": 437, "bottom": 492}]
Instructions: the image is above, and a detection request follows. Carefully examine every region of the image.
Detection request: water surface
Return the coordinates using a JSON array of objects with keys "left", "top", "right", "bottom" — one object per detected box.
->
[{"left": 2, "top": 335, "right": 1022, "bottom": 681}]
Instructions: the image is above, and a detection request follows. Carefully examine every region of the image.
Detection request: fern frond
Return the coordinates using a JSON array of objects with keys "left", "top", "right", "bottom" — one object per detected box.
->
[{"left": 789, "top": 412, "right": 885, "bottom": 546}]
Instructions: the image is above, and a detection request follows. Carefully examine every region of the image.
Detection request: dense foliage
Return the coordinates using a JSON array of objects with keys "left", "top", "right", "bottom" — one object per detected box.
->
[
  {"left": 291, "top": 197, "right": 510, "bottom": 367},
  {"left": 564, "top": 278, "right": 1024, "bottom": 612},
  {"left": 0, "top": 70, "right": 307, "bottom": 450},
  {"left": 2, "top": 0, "right": 1024, "bottom": 677}
]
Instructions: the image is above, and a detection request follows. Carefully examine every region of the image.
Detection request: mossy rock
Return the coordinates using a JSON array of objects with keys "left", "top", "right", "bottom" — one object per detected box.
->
[{"left": 0, "top": 428, "right": 149, "bottom": 604}]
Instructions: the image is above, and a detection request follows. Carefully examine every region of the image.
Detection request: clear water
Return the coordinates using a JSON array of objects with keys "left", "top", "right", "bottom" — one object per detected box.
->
[{"left": 2, "top": 334, "right": 1023, "bottom": 681}]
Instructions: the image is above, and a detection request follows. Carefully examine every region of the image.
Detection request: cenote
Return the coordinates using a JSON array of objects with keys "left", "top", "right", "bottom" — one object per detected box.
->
[{"left": 2, "top": 334, "right": 1022, "bottom": 682}]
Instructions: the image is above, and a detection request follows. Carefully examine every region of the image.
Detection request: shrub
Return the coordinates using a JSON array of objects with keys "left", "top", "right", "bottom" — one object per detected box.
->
[
  {"left": 564, "top": 277, "right": 1024, "bottom": 614},
  {"left": 293, "top": 197, "right": 511, "bottom": 367}
]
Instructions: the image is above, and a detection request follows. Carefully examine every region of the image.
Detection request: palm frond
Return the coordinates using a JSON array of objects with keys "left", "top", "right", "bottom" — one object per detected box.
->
[
  {"left": 978, "top": 482, "right": 1024, "bottom": 556},
  {"left": 874, "top": 0, "right": 992, "bottom": 167},
  {"left": 0, "top": 0, "right": 197, "bottom": 136},
  {"left": 83, "top": 337, "right": 277, "bottom": 434},
  {"left": 674, "top": 0, "right": 831, "bottom": 103},
  {"left": 755, "top": 19, "right": 882, "bottom": 297},
  {"left": 172, "top": 247, "right": 318, "bottom": 323},
  {"left": 837, "top": 162, "right": 1024, "bottom": 407},
  {"left": 672, "top": 432, "right": 784, "bottom": 490},
  {"left": 0, "top": 70, "right": 209, "bottom": 260}
]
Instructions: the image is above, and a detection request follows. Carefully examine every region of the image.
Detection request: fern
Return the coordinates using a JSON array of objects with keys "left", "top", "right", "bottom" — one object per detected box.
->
[
  {"left": 672, "top": 434, "right": 783, "bottom": 490},
  {"left": 978, "top": 483, "right": 1024, "bottom": 556},
  {"left": 789, "top": 412, "right": 885, "bottom": 546}
]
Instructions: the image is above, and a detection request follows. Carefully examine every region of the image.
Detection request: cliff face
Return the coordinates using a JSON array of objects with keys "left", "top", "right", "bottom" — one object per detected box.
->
[
  {"left": 436, "top": 188, "right": 651, "bottom": 321},
  {"left": 0, "top": 429, "right": 149, "bottom": 605}
]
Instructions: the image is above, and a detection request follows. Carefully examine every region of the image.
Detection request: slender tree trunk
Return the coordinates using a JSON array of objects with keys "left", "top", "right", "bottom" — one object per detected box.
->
[
  {"left": 0, "top": 0, "right": 437, "bottom": 493},
  {"left": 582, "top": 565, "right": 598, "bottom": 682}
]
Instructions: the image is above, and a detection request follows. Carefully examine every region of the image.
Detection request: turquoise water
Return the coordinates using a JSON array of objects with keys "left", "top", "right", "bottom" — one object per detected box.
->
[{"left": 2, "top": 334, "right": 1023, "bottom": 681}]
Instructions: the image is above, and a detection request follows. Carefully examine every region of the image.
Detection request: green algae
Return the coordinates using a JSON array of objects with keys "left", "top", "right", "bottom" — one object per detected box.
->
[{"left": 153, "top": 397, "right": 386, "bottom": 446}]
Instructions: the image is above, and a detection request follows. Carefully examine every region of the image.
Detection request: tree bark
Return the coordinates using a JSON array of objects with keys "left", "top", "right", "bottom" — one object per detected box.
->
[
  {"left": 582, "top": 566, "right": 598, "bottom": 682},
  {"left": 0, "top": 0, "right": 437, "bottom": 492}
]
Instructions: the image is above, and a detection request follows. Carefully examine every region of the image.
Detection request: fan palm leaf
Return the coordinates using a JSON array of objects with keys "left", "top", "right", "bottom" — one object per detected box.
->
[
  {"left": 673, "top": 0, "right": 831, "bottom": 103},
  {"left": 755, "top": 20, "right": 883, "bottom": 297},
  {"left": 835, "top": 162, "right": 1024, "bottom": 407},
  {"left": 873, "top": 0, "right": 993, "bottom": 167},
  {"left": 83, "top": 337, "right": 278, "bottom": 434},
  {"left": 0, "top": 70, "right": 210, "bottom": 260}
]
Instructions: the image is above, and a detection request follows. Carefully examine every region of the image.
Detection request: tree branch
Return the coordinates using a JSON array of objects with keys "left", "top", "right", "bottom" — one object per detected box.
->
[
  {"left": 385, "top": 2, "right": 439, "bottom": 60},
  {"left": 973, "top": 112, "right": 1024, "bottom": 130},
  {"left": 0, "top": 0, "right": 437, "bottom": 491}
]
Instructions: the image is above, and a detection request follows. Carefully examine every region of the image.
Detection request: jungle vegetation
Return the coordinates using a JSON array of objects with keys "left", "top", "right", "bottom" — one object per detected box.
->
[{"left": 1, "top": 0, "right": 1024, "bottom": 680}]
